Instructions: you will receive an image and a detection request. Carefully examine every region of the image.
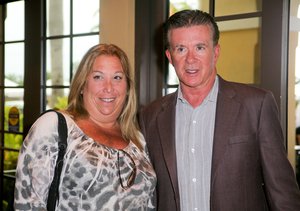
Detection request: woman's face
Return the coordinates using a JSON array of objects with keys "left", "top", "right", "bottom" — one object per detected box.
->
[{"left": 82, "top": 55, "right": 127, "bottom": 123}]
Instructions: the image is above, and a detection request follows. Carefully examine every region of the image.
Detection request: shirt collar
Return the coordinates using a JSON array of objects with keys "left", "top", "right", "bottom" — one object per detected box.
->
[{"left": 177, "top": 75, "right": 219, "bottom": 105}]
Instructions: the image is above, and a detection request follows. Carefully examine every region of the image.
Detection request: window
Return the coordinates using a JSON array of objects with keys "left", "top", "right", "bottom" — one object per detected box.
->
[
  {"left": 0, "top": 1, "right": 24, "bottom": 209},
  {"left": 45, "top": 0, "right": 99, "bottom": 110},
  {"left": 0, "top": 0, "right": 99, "bottom": 209}
]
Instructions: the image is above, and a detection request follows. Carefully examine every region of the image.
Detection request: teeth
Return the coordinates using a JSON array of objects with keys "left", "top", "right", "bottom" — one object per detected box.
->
[
  {"left": 186, "top": 69, "right": 197, "bottom": 73},
  {"left": 102, "top": 98, "right": 114, "bottom": 102}
]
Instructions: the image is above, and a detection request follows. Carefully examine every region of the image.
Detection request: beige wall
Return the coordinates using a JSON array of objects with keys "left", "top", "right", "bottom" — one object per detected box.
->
[
  {"left": 288, "top": 30, "right": 296, "bottom": 169},
  {"left": 100, "top": 0, "right": 135, "bottom": 68},
  {"left": 217, "top": 28, "right": 260, "bottom": 84},
  {"left": 287, "top": 0, "right": 300, "bottom": 169}
]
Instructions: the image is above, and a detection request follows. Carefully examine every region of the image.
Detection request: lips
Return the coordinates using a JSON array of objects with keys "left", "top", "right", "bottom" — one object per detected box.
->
[{"left": 185, "top": 68, "right": 198, "bottom": 74}]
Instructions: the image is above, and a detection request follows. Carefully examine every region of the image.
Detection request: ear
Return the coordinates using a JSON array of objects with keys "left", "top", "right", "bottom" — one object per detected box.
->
[
  {"left": 165, "top": 49, "right": 173, "bottom": 65},
  {"left": 214, "top": 44, "right": 220, "bottom": 63}
]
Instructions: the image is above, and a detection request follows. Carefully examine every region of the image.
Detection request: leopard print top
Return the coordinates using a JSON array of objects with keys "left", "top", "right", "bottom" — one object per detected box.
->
[{"left": 14, "top": 111, "right": 156, "bottom": 210}]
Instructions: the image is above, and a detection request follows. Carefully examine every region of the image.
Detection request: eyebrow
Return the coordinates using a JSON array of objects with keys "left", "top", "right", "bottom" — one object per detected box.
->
[{"left": 91, "top": 70, "right": 125, "bottom": 74}]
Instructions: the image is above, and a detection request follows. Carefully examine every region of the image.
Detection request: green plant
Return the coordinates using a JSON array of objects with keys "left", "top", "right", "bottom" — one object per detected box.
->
[{"left": 54, "top": 96, "right": 68, "bottom": 110}]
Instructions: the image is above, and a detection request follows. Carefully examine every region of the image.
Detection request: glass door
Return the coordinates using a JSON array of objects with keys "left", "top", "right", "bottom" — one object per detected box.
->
[
  {"left": 0, "top": 1, "right": 25, "bottom": 210},
  {"left": 0, "top": 1, "right": 100, "bottom": 210}
]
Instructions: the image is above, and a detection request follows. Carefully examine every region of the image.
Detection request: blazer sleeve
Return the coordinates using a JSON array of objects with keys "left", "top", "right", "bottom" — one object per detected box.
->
[{"left": 259, "top": 92, "right": 300, "bottom": 209}]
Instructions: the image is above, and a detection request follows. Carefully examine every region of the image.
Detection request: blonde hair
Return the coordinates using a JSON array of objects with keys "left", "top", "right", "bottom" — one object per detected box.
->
[{"left": 66, "top": 43, "right": 141, "bottom": 149}]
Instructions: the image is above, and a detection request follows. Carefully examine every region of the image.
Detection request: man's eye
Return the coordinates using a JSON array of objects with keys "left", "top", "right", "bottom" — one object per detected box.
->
[
  {"left": 177, "top": 47, "right": 185, "bottom": 53},
  {"left": 196, "top": 46, "right": 205, "bottom": 51}
]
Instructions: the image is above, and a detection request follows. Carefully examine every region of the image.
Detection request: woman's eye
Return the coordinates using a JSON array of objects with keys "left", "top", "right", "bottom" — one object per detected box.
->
[
  {"left": 114, "top": 75, "right": 123, "bottom": 80},
  {"left": 93, "top": 75, "right": 102, "bottom": 80}
]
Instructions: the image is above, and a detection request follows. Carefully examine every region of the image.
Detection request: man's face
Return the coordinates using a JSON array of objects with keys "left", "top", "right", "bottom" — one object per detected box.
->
[{"left": 165, "top": 25, "right": 220, "bottom": 91}]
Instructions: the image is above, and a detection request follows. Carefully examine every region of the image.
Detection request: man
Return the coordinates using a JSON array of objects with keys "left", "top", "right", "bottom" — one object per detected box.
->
[{"left": 139, "top": 9, "right": 300, "bottom": 211}]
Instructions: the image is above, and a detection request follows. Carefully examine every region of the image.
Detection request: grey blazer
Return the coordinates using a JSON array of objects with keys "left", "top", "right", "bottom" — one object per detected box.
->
[{"left": 139, "top": 76, "right": 300, "bottom": 211}]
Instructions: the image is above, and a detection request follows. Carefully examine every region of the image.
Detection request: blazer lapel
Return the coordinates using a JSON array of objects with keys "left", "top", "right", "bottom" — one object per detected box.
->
[
  {"left": 211, "top": 78, "right": 241, "bottom": 185},
  {"left": 156, "top": 93, "right": 180, "bottom": 202}
]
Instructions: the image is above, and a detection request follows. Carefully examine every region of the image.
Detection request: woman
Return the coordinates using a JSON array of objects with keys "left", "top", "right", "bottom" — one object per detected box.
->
[{"left": 14, "top": 44, "right": 156, "bottom": 210}]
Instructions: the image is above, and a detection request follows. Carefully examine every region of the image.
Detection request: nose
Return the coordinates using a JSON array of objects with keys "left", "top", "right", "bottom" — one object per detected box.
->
[
  {"left": 186, "top": 50, "right": 196, "bottom": 63},
  {"left": 103, "top": 79, "right": 113, "bottom": 93}
]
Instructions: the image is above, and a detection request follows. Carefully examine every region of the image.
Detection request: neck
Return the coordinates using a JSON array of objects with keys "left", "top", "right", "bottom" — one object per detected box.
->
[
  {"left": 88, "top": 116, "right": 119, "bottom": 130},
  {"left": 76, "top": 117, "right": 127, "bottom": 149},
  {"left": 181, "top": 77, "right": 215, "bottom": 108}
]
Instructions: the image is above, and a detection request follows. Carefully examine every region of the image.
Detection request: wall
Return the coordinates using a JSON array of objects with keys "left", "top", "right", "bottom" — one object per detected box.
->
[
  {"left": 218, "top": 28, "right": 260, "bottom": 84},
  {"left": 288, "top": 0, "right": 300, "bottom": 169},
  {"left": 288, "top": 29, "right": 297, "bottom": 169},
  {"left": 100, "top": 0, "right": 135, "bottom": 68}
]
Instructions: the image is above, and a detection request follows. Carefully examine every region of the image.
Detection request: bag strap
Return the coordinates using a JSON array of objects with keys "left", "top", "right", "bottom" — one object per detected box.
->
[{"left": 44, "top": 110, "right": 68, "bottom": 211}]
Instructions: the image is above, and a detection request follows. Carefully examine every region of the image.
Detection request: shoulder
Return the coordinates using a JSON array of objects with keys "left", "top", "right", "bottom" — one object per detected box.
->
[
  {"left": 137, "top": 131, "right": 147, "bottom": 150},
  {"left": 134, "top": 132, "right": 152, "bottom": 158},
  {"left": 31, "top": 111, "right": 60, "bottom": 131},
  {"left": 218, "top": 77, "right": 278, "bottom": 116},
  {"left": 28, "top": 110, "right": 73, "bottom": 137},
  {"left": 39, "top": 110, "right": 75, "bottom": 127},
  {"left": 140, "top": 92, "right": 177, "bottom": 115},
  {"left": 219, "top": 77, "right": 273, "bottom": 102},
  {"left": 22, "top": 111, "right": 62, "bottom": 152}
]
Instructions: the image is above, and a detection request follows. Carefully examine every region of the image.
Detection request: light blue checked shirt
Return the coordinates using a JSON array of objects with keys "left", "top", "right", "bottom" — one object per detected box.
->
[{"left": 175, "top": 76, "right": 219, "bottom": 211}]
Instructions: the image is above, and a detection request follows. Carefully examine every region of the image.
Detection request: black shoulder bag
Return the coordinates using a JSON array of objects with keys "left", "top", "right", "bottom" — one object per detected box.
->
[{"left": 44, "top": 110, "right": 68, "bottom": 211}]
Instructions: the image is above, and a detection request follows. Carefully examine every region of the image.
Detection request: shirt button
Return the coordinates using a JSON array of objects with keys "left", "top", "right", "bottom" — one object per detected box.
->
[
  {"left": 193, "top": 120, "right": 196, "bottom": 124},
  {"left": 194, "top": 208, "right": 198, "bottom": 211},
  {"left": 192, "top": 178, "right": 197, "bottom": 182},
  {"left": 191, "top": 148, "right": 195, "bottom": 153}
]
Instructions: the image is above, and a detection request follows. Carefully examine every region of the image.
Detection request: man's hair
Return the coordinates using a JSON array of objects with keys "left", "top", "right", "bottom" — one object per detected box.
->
[{"left": 164, "top": 9, "right": 220, "bottom": 49}]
